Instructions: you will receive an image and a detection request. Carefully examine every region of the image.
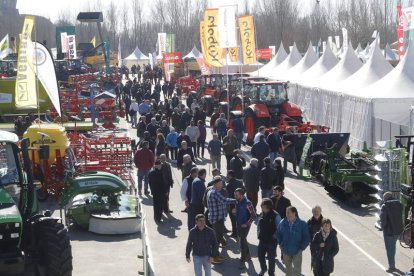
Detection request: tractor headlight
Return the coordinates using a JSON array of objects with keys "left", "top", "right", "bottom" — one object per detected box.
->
[
  {"left": 14, "top": 223, "right": 20, "bottom": 228},
  {"left": 0, "top": 235, "right": 3, "bottom": 239},
  {"left": 10, "top": 233, "right": 19, "bottom": 239}
]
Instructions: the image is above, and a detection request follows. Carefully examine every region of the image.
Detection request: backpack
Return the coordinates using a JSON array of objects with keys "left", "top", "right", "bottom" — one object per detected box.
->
[{"left": 217, "top": 119, "right": 227, "bottom": 133}]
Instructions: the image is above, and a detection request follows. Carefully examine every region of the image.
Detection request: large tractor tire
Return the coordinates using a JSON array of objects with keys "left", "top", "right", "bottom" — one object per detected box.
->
[
  {"left": 203, "top": 99, "right": 214, "bottom": 116},
  {"left": 35, "top": 220, "right": 73, "bottom": 276},
  {"left": 244, "top": 110, "right": 269, "bottom": 146}
]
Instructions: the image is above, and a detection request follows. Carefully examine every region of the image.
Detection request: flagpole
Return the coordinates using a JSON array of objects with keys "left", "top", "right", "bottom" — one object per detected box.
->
[
  {"left": 33, "top": 16, "right": 41, "bottom": 123},
  {"left": 226, "top": 48, "right": 230, "bottom": 123}
]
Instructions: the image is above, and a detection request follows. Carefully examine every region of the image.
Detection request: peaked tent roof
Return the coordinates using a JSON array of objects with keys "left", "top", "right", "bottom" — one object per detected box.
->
[
  {"left": 183, "top": 46, "right": 202, "bottom": 60},
  {"left": 297, "top": 41, "right": 338, "bottom": 86},
  {"left": 124, "top": 47, "right": 149, "bottom": 60},
  {"left": 250, "top": 42, "right": 288, "bottom": 76},
  {"left": 340, "top": 39, "right": 393, "bottom": 92},
  {"left": 354, "top": 43, "right": 362, "bottom": 54},
  {"left": 286, "top": 42, "right": 319, "bottom": 82},
  {"left": 267, "top": 42, "right": 302, "bottom": 79},
  {"left": 318, "top": 42, "right": 363, "bottom": 89},
  {"left": 346, "top": 42, "right": 414, "bottom": 126}
]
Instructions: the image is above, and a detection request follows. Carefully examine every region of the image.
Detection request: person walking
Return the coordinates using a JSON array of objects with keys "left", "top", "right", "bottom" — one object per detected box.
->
[
  {"left": 186, "top": 120, "right": 200, "bottom": 158},
  {"left": 254, "top": 126, "right": 266, "bottom": 144},
  {"left": 380, "top": 192, "right": 403, "bottom": 273},
  {"left": 223, "top": 129, "right": 239, "bottom": 170},
  {"left": 310, "top": 218, "right": 339, "bottom": 276},
  {"left": 188, "top": 169, "right": 207, "bottom": 230},
  {"left": 134, "top": 141, "right": 154, "bottom": 196},
  {"left": 283, "top": 128, "right": 298, "bottom": 174},
  {"left": 136, "top": 117, "right": 147, "bottom": 141},
  {"left": 260, "top": 157, "right": 276, "bottom": 199},
  {"left": 267, "top": 128, "right": 282, "bottom": 163},
  {"left": 148, "top": 160, "right": 167, "bottom": 223},
  {"left": 271, "top": 186, "right": 291, "bottom": 219},
  {"left": 257, "top": 198, "right": 282, "bottom": 276},
  {"left": 215, "top": 113, "right": 228, "bottom": 141},
  {"left": 129, "top": 99, "right": 139, "bottom": 127},
  {"left": 186, "top": 214, "right": 219, "bottom": 276},
  {"left": 234, "top": 188, "right": 256, "bottom": 269},
  {"left": 180, "top": 167, "right": 199, "bottom": 213},
  {"left": 160, "top": 154, "right": 174, "bottom": 214},
  {"left": 197, "top": 120, "right": 207, "bottom": 158},
  {"left": 207, "top": 176, "right": 236, "bottom": 263},
  {"left": 207, "top": 134, "right": 222, "bottom": 170},
  {"left": 277, "top": 206, "right": 310, "bottom": 276},
  {"left": 155, "top": 133, "right": 166, "bottom": 157},
  {"left": 177, "top": 141, "right": 195, "bottom": 171},
  {"left": 232, "top": 116, "right": 244, "bottom": 148},
  {"left": 243, "top": 158, "right": 261, "bottom": 210},
  {"left": 181, "top": 154, "right": 196, "bottom": 180},
  {"left": 166, "top": 127, "right": 178, "bottom": 161},
  {"left": 274, "top": 159, "right": 285, "bottom": 190},
  {"left": 252, "top": 135, "right": 270, "bottom": 170},
  {"left": 308, "top": 205, "right": 323, "bottom": 240},
  {"left": 230, "top": 150, "right": 246, "bottom": 180},
  {"left": 226, "top": 170, "right": 245, "bottom": 238}
]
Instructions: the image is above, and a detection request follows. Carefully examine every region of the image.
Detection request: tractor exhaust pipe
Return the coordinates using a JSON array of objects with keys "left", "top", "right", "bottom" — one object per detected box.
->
[{"left": 20, "top": 138, "right": 35, "bottom": 218}]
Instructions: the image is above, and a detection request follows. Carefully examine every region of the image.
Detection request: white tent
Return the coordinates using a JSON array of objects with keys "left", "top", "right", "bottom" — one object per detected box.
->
[
  {"left": 317, "top": 42, "right": 363, "bottom": 90},
  {"left": 339, "top": 39, "right": 393, "bottom": 92},
  {"left": 297, "top": 41, "right": 338, "bottom": 86},
  {"left": 267, "top": 42, "right": 302, "bottom": 79},
  {"left": 250, "top": 42, "right": 288, "bottom": 76},
  {"left": 348, "top": 42, "right": 414, "bottom": 126},
  {"left": 183, "top": 46, "right": 202, "bottom": 60},
  {"left": 286, "top": 42, "right": 318, "bottom": 82},
  {"left": 123, "top": 47, "right": 149, "bottom": 67}
]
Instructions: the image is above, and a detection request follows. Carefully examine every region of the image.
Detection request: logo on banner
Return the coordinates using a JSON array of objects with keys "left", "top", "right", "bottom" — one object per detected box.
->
[
  {"left": 238, "top": 15, "right": 257, "bottom": 64},
  {"left": 162, "top": 52, "right": 182, "bottom": 64},
  {"left": 256, "top": 48, "right": 272, "bottom": 59},
  {"left": 206, "top": 14, "right": 220, "bottom": 62}
]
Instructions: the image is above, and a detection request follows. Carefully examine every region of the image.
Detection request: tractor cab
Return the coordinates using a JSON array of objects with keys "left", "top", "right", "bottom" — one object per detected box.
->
[
  {"left": 244, "top": 80, "right": 289, "bottom": 113},
  {"left": 198, "top": 74, "right": 225, "bottom": 99},
  {"left": 0, "top": 60, "right": 17, "bottom": 78}
]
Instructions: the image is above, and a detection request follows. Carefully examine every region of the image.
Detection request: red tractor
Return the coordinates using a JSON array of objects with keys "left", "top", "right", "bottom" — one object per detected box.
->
[
  {"left": 196, "top": 74, "right": 228, "bottom": 115},
  {"left": 175, "top": 75, "right": 199, "bottom": 97},
  {"left": 239, "top": 80, "right": 327, "bottom": 145}
]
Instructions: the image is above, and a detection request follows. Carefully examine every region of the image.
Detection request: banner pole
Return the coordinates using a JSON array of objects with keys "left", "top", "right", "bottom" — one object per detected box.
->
[
  {"left": 226, "top": 48, "right": 230, "bottom": 123},
  {"left": 33, "top": 17, "right": 41, "bottom": 123}
]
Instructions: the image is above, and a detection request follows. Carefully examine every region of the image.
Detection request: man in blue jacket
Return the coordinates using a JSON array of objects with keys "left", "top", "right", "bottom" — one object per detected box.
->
[
  {"left": 276, "top": 206, "right": 310, "bottom": 276},
  {"left": 188, "top": 169, "right": 207, "bottom": 230}
]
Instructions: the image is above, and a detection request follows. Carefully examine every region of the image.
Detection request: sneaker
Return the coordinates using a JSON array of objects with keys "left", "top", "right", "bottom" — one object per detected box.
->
[
  {"left": 386, "top": 267, "right": 397, "bottom": 273},
  {"left": 258, "top": 269, "right": 267, "bottom": 276}
]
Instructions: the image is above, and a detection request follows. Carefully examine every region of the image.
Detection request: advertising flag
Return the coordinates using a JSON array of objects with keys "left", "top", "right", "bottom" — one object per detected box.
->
[
  {"left": 402, "top": 6, "right": 414, "bottom": 30},
  {"left": 60, "top": 32, "right": 68, "bottom": 53},
  {"left": 0, "top": 34, "right": 11, "bottom": 59},
  {"left": 32, "top": 42, "right": 61, "bottom": 116},
  {"left": 196, "top": 57, "right": 211, "bottom": 75},
  {"left": 204, "top": 9, "right": 224, "bottom": 67},
  {"left": 90, "top": 36, "right": 96, "bottom": 47},
  {"left": 342, "top": 28, "right": 348, "bottom": 53},
  {"left": 335, "top": 36, "right": 341, "bottom": 50},
  {"left": 218, "top": 5, "right": 237, "bottom": 48},
  {"left": 118, "top": 37, "right": 122, "bottom": 66},
  {"left": 158, "top": 33, "right": 166, "bottom": 56},
  {"left": 66, "top": 35, "right": 77, "bottom": 59},
  {"left": 398, "top": 6, "right": 406, "bottom": 60},
  {"left": 15, "top": 16, "right": 36, "bottom": 110},
  {"left": 229, "top": 47, "right": 239, "bottom": 62},
  {"left": 238, "top": 15, "right": 257, "bottom": 64}
]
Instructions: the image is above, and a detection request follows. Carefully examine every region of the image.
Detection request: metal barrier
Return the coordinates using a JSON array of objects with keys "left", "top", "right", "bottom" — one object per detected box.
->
[{"left": 138, "top": 202, "right": 150, "bottom": 276}]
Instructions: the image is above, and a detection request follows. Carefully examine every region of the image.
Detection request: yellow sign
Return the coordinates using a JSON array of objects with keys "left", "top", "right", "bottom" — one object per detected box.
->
[
  {"left": 238, "top": 15, "right": 257, "bottom": 65},
  {"left": 15, "top": 16, "right": 37, "bottom": 110},
  {"left": 204, "top": 9, "right": 224, "bottom": 67},
  {"left": 90, "top": 36, "right": 96, "bottom": 47}
]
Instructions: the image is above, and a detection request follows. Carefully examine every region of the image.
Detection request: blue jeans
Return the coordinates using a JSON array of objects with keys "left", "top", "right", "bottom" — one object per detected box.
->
[
  {"left": 193, "top": 255, "right": 211, "bottom": 276},
  {"left": 383, "top": 233, "right": 399, "bottom": 268},
  {"left": 262, "top": 189, "right": 273, "bottom": 199},
  {"left": 137, "top": 169, "right": 149, "bottom": 192},
  {"left": 269, "top": 151, "right": 278, "bottom": 163},
  {"left": 131, "top": 113, "right": 137, "bottom": 127}
]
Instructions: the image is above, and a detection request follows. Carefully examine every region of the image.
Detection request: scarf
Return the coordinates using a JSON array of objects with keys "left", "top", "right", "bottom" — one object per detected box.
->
[{"left": 321, "top": 229, "right": 330, "bottom": 241}]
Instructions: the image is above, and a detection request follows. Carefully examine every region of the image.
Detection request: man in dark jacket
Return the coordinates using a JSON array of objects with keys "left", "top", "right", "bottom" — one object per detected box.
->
[
  {"left": 260, "top": 157, "right": 276, "bottom": 199},
  {"left": 270, "top": 186, "right": 291, "bottom": 219},
  {"left": 226, "top": 170, "right": 245, "bottom": 238},
  {"left": 380, "top": 192, "right": 403, "bottom": 273},
  {"left": 146, "top": 117, "right": 160, "bottom": 139},
  {"left": 232, "top": 116, "right": 244, "bottom": 148},
  {"left": 307, "top": 205, "right": 323, "bottom": 240},
  {"left": 177, "top": 141, "right": 195, "bottom": 170},
  {"left": 186, "top": 214, "right": 220, "bottom": 273},
  {"left": 257, "top": 198, "right": 282, "bottom": 276},
  {"left": 230, "top": 150, "right": 246, "bottom": 180},
  {"left": 160, "top": 154, "right": 174, "bottom": 214},
  {"left": 134, "top": 141, "right": 155, "bottom": 196},
  {"left": 251, "top": 135, "right": 270, "bottom": 170},
  {"left": 136, "top": 117, "right": 147, "bottom": 141},
  {"left": 222, "top": 129, "right": 238, "bottom": 170},
  {"left": 267, "top": 128, "right": 282, "bottom": 162},
  {"left": 188, "top": 169, "right": 207, "bottom": 230},
  {"left": 177, "top": 131, "right": 192, "bottom": 149},
  {"left": 310, "top": 218, "right": 339, "bottom": 276},
  {"left": 243, "top": 158, "right": 261, "bottom": 209},
  {"left": 139, "top": 131, "right": 155, "bottom": 153},
  {"left": 149, "top": 160, "right": 167, "bottom": 223},
  {"left": 283, "top": 128, "right": 298, "bottom": 174}
]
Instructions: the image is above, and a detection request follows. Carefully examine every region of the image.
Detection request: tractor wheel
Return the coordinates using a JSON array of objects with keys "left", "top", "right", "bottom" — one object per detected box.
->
[
  {"left": 232, "top": 97, "right": 242, "bottom": 111},
  {"left": 244, "top": 110, "right": 256, "bottom": 146},
  {"left": 36, "top": 187, "right": 48, "bottom": 202},
  {"left": 35, "top": 220, "right": 73, "bottom": 276}
]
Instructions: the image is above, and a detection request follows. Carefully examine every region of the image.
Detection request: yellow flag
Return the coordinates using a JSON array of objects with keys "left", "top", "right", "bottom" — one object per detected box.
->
[
  {"left": 90, "top": 36, "right": 96, "bottom": 47},
  {"left": 200, "top": 21, "right": 210, "bottom": 67},
  {"left": 238, "top": 15, "right": 257, "bottom": 65},
  {"left": 229, "top": 47, "right": 239, "bottom": 62},
  {"left": 15, "top": 16, "right": 37, "bottom": 110},
  {"left": 204, "top": 9, "right": 224, "bottom": 67}
]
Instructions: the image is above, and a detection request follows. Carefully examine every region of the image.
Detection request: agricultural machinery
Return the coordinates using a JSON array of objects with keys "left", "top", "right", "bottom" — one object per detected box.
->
[
  {"left": 299, "top": 133, "right": 379, "bottom": 205},
  {"left": 0, "top": 130, "right": 73, "bottom": 275},
  {"left": 238, "top": 80, "right": 327, "bottom": 145},
  {"left": 23, "top": 124, "right": 140, "bottom": 235},
  {"left": 197, "top": 74, "right": 227, "bottom": 115}
]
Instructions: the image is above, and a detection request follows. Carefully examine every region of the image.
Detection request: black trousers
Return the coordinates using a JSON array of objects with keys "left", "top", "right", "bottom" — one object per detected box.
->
[
  {"left": 258, "top": 240, "right": 277, "bottom": 275},
  {"left": 169, "top": 147, "right": 178, "bottom": 160},
  {"left": 153, "top": 194, "right": 165, "bottom": 222},
  {"left": 197, "top": 141, "right": 205, "bottom": 157},
  {"left": 190, "top": 142, "right": 197, "bottom": 157},
  {"left": 225, "top": 154, "right": 233, "bottom": 170},
  {"left": 188, "top": 203, "right": 204, "bottom": 230}
]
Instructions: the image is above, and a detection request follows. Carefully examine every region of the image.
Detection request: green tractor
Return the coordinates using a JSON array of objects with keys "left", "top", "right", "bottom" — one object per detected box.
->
[
  {"left": 302, "top": 133, "right": 379, "bottom": 205},
  {"left": 0, "top": 130, "right": 72, "bottom": 276}
]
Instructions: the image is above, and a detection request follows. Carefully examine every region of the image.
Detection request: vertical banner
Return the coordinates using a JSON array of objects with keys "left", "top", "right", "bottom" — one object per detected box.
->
[
  {"left": 165, "top": 33, "right": 175, "bottom": 53},
  {"left": 335, "top": 35, "right": 341, "bottom": 50},
  {"left": 15, "top": 16, "right": 36, "bottom": 110},
  {"left": 60, "top": 32, "right": 68, "bottom": 53},
  {"left": 218, "top": 5, "right": 237, "bottom": 48},
  {"left": 32, "top": 42, "right": 61, "bottom": 116},
  {"left": 238, "top": 15, "right": 257, "bottom": 64},
  {"left": 118, "top": 37, "right": 121, "bottom": 66},
  {"left": 328, "top": 36, "right": 333, "bottom": 46},
  {"left": 342, "top": 28, "right": 348, "bottom": 53},
  {"left": 398, "top": 6, "right": 406, "bottom": 60},
  {"left": 158, "top": 33, "right": 166, "bottom": 56},
  {"left": 0, "top": 34, "right": 11, "bottom": 59},
  {"left": 149, "top": 53, "right": 154, "bottom": 69},
  {"left": 66, "top": 35, "right": 77, "bottom": 59},
  {"left": 196, "top": 57, "right": 211, "bottom": 75},
  {"left": 204, "top": 9, "right": 224, "bottom": 67}
]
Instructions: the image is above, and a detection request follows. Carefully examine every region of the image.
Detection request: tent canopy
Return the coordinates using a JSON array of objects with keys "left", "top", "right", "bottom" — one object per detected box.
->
[
  {"left": 267, "top": 42, "right": 302, "bottom": 79},
  {"left": 124, "top": 47, "right": 149, "bottom": 60},
  {"left": 183, "top": 46, "right": 202, "bottom": 60},
  {"left": 250, "top": 42, "right": 288, "bottom": 77},
  {"left": 285, "top": 42, "right": 318, "bottom": 82}
]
